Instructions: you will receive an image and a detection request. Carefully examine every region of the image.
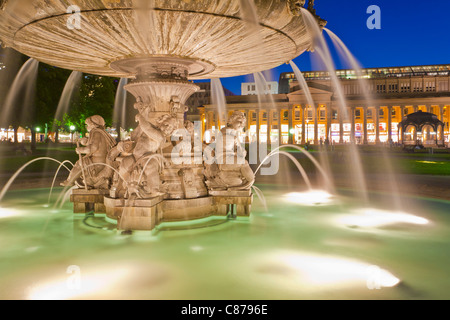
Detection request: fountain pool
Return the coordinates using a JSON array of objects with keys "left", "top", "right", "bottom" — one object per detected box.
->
[{"left": 0, "top": 184, "right": 449, "bottom": 300}]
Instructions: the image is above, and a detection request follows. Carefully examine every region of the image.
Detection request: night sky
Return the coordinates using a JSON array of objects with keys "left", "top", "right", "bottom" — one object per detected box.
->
[{"left": 216, "top": 0, "right": 450, "bottom": 95}]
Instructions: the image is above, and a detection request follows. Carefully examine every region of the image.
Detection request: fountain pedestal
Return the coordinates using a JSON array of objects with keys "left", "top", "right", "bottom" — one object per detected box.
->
[
  {"left": 211, "top": 190, "right": 253, "bottom": 217},
  {"left": 70, "top": 188, "right": 109, "bottom": 214},
  {"left": 105, "top": 196, "right": 219, "bottom": 231}
]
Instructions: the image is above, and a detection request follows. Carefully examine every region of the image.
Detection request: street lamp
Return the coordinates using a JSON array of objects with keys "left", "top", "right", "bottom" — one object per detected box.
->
[
  {"left": 36, "top": 127, "right": 41, "bottom": 143},
  {"left": 306, "top": 119, "right": 310, "bottom": 143},
  {"left": 70, "top": 125, "right": 75, "bottom": 145}
]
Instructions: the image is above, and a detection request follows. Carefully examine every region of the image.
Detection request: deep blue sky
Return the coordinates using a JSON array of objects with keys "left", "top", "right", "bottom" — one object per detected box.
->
[{"left": 211, "top": 0, "right": 450, "bottom": 95}]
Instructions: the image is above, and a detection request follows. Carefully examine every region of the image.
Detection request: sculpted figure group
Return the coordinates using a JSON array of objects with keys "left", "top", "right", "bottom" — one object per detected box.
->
[{"left": 64, "top": 104, "right": 254, "bottom": 199}]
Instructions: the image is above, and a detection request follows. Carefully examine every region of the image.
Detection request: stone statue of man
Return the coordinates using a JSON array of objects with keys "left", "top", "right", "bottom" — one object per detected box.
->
[{"left": 61, "top": 115, "right": 117, "bottom": 189}]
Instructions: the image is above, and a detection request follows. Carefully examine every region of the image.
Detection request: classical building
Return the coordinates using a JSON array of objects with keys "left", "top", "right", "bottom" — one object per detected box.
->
[
  {"left": 201, "top": 64, "right": 450, "bottom": 146},
  {"left": 185, "top": 81, "right": 234, "bottom": 123},
  {"left": 241, "top": 81, "right": 278, "bottom": 96}
]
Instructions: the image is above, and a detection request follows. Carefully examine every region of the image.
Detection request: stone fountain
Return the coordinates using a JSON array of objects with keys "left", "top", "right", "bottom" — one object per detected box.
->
[{"left": 0, "top": 0, "right": 325, "bottom": 231}]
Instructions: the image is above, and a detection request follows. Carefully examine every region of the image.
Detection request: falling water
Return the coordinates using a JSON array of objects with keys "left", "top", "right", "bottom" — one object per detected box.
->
[
  {"left": 256, "top": 144, "right": 334, "bottom": 193},
  {"left": 0, "top": 157, "right": 73, "bottom": 203},
  {"left": 289, "top": 59, "right": 336, "bottom": 193},
  {"left": 251, "top": 185, "right": 267, "bottom": 211},
  {"left": 324, "top": 28, "right": 403, "bottom": 211},
  {"left": 47, "top": 160, "right": 74, "bottom": 205},
  {"left": 211, "top": 78, "right": 228, "bottom": 127},
  {"left": 289, "top": 60, "right": 315, "bottom": 110},
  {"left": 1, "top": 58, "right": 39, "bottom": 126},
  {"left": 53, "top": 71, "right": 82, "bottom": 125},
  {"left": 323, "top": 28, "right": 372, "bottom": 103},
  {"left": 239, "top": 0, "right": 260, "bottom": 34},
  {"left": 133, "top": 0, "right": 156, "bottom": 51},
  {"left": 253, "top": 71, "right": 277, "bottom": 129},
  {"left": 113, "top": 77, "right": 129, "bottom": 139},
  {"left": 301, "top": 8, "right": 368, "bottom": 204},
  {"left": 256, "top": 150, "right": 312, "bottom": 190}
]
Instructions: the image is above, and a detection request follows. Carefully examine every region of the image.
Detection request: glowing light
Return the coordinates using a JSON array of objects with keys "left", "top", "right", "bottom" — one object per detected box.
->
[
  {"left": 69, "top": 125, "right": 76, "bottom": 131},
  {"left": 284, "top": 190, "right": 335, "bottom": 206},
  {"left": 416, "top": 161, "right": 445, "bottom": 165},
  {"left": 336, "top": 208, "right": 429, "bottom": 228},
  {"left": 0, "top": 207, "right": 21, "bottom": 219},
  {"left": 264, "top": 250, "right": 400, "bottom": 289},
  {"left": 27, "top": 266, "right": 132, "bottom": 300}
]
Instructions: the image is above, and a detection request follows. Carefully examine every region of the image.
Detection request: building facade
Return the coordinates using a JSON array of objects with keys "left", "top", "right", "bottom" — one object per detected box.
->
[
  {"left": 201, "top": 64, "right": 450, "bottom": 146},
  {"left": 241, "top": 81, "right": 278, "bottom": 96}
]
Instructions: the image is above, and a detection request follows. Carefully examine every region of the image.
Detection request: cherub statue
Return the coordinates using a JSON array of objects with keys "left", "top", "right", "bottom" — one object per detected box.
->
[
  {"left": 61, "top": 115, "right": 117, "bottom": 189},
  {"left": 118, "top": 111, "right": 178, "bottom": 198},
  {"left": 204, "top": 111, "right": 255, "bottom": 190}
]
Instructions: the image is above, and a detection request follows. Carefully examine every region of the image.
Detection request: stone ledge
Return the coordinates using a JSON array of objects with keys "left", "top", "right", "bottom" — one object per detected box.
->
[
  {"left": 70, "top": 188, "right": 110, "bottom": 214},
  {"left": 103, "top": 192, "right": 253, "bottom": 231}
]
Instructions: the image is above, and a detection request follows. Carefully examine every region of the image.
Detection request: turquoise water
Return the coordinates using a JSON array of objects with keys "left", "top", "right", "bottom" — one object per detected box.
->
[{"left": 0, "top": 186, "right": 449, "bottom": 300}]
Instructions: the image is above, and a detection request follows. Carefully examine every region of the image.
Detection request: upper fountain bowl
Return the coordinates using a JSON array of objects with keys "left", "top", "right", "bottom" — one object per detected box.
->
[{"left": 0, "top": 0, "right": 320, "bottom": 79}]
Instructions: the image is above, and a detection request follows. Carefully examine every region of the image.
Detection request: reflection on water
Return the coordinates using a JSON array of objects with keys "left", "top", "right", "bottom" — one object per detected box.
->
[{"left": 0, "top": 186, "right": 448, "bottom": 300}]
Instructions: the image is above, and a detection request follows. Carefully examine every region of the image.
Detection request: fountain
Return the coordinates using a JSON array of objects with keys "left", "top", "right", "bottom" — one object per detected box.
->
[
  {"left": 0, "top": 0, "right": 318, "bottom": 231},
  {"left": 1, "top": 0, "right": 450, "bottom": 301}
]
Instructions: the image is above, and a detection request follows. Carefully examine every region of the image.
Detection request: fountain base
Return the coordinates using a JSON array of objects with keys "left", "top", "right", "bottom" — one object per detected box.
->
[
  {"left": 101, "top": 190, "right": 253, "bottom": 231},
  {"left": 70, "top": 189, "right": 109, "bottom": 214}
]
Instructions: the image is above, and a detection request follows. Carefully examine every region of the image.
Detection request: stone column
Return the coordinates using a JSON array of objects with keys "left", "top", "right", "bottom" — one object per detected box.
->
[
  {"left": 375, "top": 106, "right": 380, "bottom": 144},
  {"left": 414, "top": 105, "right": 418, "bottom": 112},
  {"left": 288, "top": 105, "right": 293, "bottom": 144},
  {"left": 426, "top": 105, "right": 431, "bottom": 113},
  {"left": 278, "top": 109, "right": 282, "bottom": 145},
  {"left": 438, "top": 105, "right": 444, "bottom": 121},
  {"left": 204, "top": 111, "right": 209, "bottom": 132},
  {"left": 326, "top": 105, "right": 332, "bottom": 143},
  {"left": 301, "top": 106, "right": 306, "bottom": 145},
  {"left": 339, "top": 108, "right": 344, "bottom": 144},
  {"left": 363, "top": 106, "right": 368, "bottom": 144},
  {"left": 313, "top": 106, "right": 318, "bottom": 145},
  {"left": 215, "top": 112, "right": 219, "bottom": 136},
  {"left": 388, "top": 106, "right": 393, "bottom": 143},
  {"left": 246, "top": 109, "right": 251, "bottom": 143},
  {"left": 350, "top": 107, "right": 355, "bottom": 143},
  {"left": 266, "top": 109, "right": 271, "bottom": 144},
  {"left": 256, "top": 109, "right": 260, "bottom": 149}
]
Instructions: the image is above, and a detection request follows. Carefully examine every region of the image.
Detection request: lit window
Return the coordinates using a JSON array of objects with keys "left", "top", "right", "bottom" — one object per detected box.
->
[
  {"left": 319, "top": 109, "right": 326, "bottom": 120},
  {"left": 273, "top": 112, "right": 278, "bottom": 120}
]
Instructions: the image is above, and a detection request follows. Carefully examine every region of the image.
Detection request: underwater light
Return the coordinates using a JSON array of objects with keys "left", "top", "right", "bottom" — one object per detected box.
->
[
  {"left": 337, "top": 208, "right": 429, "bottom": 228},
  {"left": 268, "top": 250, "right": 400, "bottom": 289},
  {"left": 284, "top": 190, "right": 335, "bottom": 206},
  {"left": 27, "top": 266, "right": 132, "bottom": 300},
  {"left": 0, "top": 207, "right": 21, "bottom": 219}
]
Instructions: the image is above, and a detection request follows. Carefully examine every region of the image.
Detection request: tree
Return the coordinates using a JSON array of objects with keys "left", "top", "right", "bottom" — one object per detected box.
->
[
  {"left": 65, "top": 74, "right": 117, "bottom": 135},
  {"left": 34, "top": 63, "right": 72, "bottom": 141}
]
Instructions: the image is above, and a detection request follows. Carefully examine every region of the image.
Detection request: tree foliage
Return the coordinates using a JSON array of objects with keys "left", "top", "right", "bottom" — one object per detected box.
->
[
  {"left": 1, "top": 49, "right": 118, "bottom": 136},
  {"left": 65, "top": 74, "right": 118, "bottom": 135}
]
